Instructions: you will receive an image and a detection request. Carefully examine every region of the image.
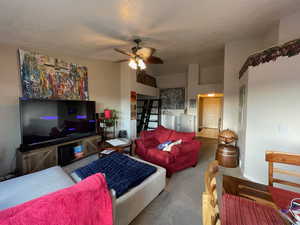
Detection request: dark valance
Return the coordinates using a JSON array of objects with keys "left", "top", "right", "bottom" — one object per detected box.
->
[
  {"left": 137, "top": 70, "right": 157, "bottom": 87},
  {"left": 239, "top": 38, "right": 300, "bottom": 79}
]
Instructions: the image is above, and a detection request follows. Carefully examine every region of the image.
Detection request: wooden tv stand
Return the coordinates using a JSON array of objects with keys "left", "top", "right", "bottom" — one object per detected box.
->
[{"left": 16, "top": 135, "right": 101, "bottom": 175}]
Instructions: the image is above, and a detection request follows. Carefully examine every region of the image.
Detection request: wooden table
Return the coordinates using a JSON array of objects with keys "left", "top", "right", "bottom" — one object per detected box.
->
[
  {"left": 98, "top": 139, "right": 133, "bottom": 156},
  {"left": 223, "top": 175, "right": 277, "bottom": 209}
]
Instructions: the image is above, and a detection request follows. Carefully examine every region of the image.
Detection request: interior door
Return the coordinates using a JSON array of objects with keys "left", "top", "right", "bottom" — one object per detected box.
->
[{"left": 202, "top": 97, "right": 222, "bottom": 128}]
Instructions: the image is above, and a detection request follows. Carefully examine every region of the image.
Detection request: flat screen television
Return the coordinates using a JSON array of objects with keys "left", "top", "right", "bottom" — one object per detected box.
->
[{"left": 19, "top": 98, "right": 96, "bottom": 151}]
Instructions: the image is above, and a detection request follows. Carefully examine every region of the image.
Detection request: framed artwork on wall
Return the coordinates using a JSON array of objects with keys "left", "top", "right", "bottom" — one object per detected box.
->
[
  {"left": 160, "top": 88, "right": 185, "bottom": 109},
  {"left": 19, "top": 49, "right": 89, "bottom": 100}
]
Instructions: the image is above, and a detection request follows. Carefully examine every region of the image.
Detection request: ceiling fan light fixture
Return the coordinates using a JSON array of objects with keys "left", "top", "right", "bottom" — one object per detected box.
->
[
  {"left": 128, "top": 58, "right": 138, "bottom": 70},
  {"left": 138, "top": 58, "right": 146, "bottom": 70},
  {"left": 114, "top": 39, "right": 163, "bottom": 69}
]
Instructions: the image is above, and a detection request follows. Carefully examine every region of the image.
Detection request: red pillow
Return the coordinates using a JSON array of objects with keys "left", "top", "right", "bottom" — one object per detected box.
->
[
  {"left": 140, "top": 130, "right": 157, "bottom": 140},
  {"left": 154, "top": 126, "right": 173, "bottom": 143},
  {"left": 143, "top": 137, "right": 160, "bottom": 149},
  {"left": 156, "top": 125, "right": 167, "bottom": 130},
  {"left": 169, "top": 131, "right": 195, "bottom": 142}
]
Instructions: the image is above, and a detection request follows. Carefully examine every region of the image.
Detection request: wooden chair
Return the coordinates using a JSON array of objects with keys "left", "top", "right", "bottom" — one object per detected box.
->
[
  {"left": 202, "top": 160, "right": 221, "bottom": 225},
  {"left": 266, "top": 151, "right": 300, "bottom": 189}
]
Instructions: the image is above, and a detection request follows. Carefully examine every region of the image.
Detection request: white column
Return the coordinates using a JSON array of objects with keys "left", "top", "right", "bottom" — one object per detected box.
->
[
  {"left": 187, "top": 64, "right": 200, "bottom": 104},
  {"left": 187, "top": 64, "right": 199, "bottom": 131},
  {"left": 120, "top": 63, "right": 134, "bottom": 138}
]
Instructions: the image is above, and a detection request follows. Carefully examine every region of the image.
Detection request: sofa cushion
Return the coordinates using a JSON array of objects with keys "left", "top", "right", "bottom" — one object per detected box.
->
[
  {"left": 169, "top": 131, "right": 195, "bottom": 142},
  {"left": 143, "top": 137, "right": 160, "bottom": 149},
  {"left": 147, "top": 148, "right": 174, "bottom": 166},
  {"left": 140, "top": 129, "right": 157, "bottom": 140},
  {"left": 168, "top": 145, "right": 181, "bottom": 156},
  {"left": 154, "top": 126, "right": 173, "bottom": 143}
]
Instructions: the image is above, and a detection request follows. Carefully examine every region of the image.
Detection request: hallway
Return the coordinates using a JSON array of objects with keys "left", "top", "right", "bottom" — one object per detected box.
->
[{"left": 197, "top": 128, "right": 219, "bottom": 139}]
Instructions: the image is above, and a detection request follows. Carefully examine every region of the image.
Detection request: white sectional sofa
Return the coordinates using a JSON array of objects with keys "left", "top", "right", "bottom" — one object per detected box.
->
[
  {"left": 109, "top": 157, "right": 166, "bottom": 225},
  {"left": 0, "top": 157, "right": 166, "bottom": 225},
  {"left": 0, "top": 166, "right": 74, "bottom": 210}
]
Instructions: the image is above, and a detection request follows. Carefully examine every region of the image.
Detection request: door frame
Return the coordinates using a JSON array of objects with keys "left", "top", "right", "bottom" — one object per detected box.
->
[{"left": 196, "top": 93, "right": 224, "bottom": 132}]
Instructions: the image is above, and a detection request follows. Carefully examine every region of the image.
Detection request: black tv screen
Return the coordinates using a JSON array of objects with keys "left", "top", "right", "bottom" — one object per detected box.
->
[{"left": 20, "top": 98, "right": 96, "bottom": 150}]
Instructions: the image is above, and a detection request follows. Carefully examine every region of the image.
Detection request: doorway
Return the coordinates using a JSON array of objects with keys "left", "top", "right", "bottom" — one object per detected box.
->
[{"left": 197, "top": 93, "right": 223, "bottom": 139}]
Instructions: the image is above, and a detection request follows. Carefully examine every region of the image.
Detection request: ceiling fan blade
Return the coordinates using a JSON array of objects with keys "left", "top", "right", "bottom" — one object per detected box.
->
[
  {"left": 114, "top": 48, "right": 134, "bottom": 57},
  {"left": 145, "top": 56, "right": 163, "bottom": 64},
  {"left": 113, "top": 59, "right": 129, "bottom": 63},
  {"left": 136, "top": 47, "right": 156, "bottom": 59}
]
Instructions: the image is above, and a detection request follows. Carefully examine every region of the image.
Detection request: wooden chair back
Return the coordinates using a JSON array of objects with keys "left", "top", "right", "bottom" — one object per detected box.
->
[
  {"left": 202, "top": 160, "right": 221, "bottom": 225},
  {"left": 266, "top": 151, "right": 300, "bottom": 189}
]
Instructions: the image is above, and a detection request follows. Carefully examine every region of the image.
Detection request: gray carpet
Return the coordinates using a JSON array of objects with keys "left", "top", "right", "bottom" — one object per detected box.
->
[{"left": 130, "top": 138, "right": 242, "bottom": 225}]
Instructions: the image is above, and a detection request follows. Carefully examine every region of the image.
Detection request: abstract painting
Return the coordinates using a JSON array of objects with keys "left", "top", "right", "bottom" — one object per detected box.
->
[
  {"left": 160, "top": 88, "right": 185, "bottom": 109},
  {"left": 130, "top": 91, "right": 137, "bottom": 120},
  {"left": 19, "top": 49, "right": 89, "bottom": 100}
]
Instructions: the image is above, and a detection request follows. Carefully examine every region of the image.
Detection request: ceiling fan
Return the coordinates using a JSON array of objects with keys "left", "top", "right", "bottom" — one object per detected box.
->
[{"left": 114, "top": 39, "right": 163, "bottom": 70}]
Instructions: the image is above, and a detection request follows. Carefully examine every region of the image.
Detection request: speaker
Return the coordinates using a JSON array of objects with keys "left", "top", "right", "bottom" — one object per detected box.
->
[{"left": 118, "top": 130, "right": 128, "bottom": 138}]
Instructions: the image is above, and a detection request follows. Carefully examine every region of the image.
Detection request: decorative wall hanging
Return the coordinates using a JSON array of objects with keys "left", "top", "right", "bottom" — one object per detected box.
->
[
  {"left": 19, "top": 49, "right": 89, "bottom": 100},
  {"left": 160, "top": 88, "right": 185, "bottom": 109},
  {"left": 130, "top": 91, "right": 137, "bottom": 120},
  {"left": 239, "top": 38, "right": 300, "bottom": 78},
  {"left": 137, "top": 70, "right": 157, "bottom": 88}
]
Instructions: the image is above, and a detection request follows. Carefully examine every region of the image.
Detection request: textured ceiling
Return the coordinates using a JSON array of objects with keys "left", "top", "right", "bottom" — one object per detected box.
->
[{"left": 0, "top": 0, "right": 299, "bottom": 64}]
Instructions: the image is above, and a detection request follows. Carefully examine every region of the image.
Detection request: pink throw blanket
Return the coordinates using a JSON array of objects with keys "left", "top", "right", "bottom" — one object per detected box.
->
[{"left": 0, "top": 173, "right": 113, "bottom": 225}]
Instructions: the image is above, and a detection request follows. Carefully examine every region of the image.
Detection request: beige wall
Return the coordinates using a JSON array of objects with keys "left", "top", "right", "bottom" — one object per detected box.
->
[
  {"left": 148, "top": 64, "right": 188, "bottom": 76},
  {"left": 231, "top": 10, "right": 300, "bottom": 185},
  {"left": 199, "top": 64, "right": 224, "bottom": 85},
  {"left": 262, "top": 24, "right": 279, "bottom": 48},
  {"left": 223, "top": 9, "right": 300, "bottom": 133},
  {"left": 279, "top": 10, "right": 300, "bottom": 43},
  {"left": 0, "top": 43, "right": 120, "bottom": 176},
  {"left": 156, "top": 73, "right": 187, "bottom": 89},
  {"left": 223, "top": 37, "right": 264, "bottom": 132},
  {"left": 188, "top": 64, "right": 223, "bottom": 100},
  {"left": 244, "top": 54, "right": 300, "bottom": 187}
]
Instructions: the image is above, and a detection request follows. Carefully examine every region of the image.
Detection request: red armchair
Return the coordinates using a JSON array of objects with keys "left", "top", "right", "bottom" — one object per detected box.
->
[{"left": 135, "top": 126, "right": 201, "bottom": 176}]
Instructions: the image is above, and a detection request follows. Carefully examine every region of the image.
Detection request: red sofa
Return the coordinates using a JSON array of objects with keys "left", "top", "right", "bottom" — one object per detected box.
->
[{"left": 135, "top": 126, "right": 201, "bottom": 176}]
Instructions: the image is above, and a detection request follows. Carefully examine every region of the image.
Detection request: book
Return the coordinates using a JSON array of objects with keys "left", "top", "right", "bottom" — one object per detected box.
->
[
  {"left": 101, "top": 149, "right": 116, "bottom": 155},
  {"left": 106, "top": 138, "right": 129, "bottom": 146}
]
